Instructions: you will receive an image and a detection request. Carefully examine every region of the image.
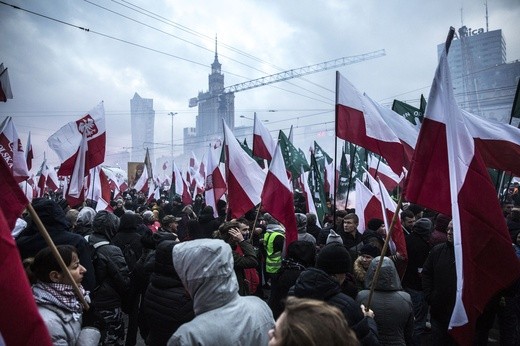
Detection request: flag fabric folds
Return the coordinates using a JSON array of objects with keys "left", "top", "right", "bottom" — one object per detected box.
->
[
  {"left": 48, "top": 102, "right": 106, "bottom": 176},
  {"left": 368, "top": 156, "right": 403, "bottom": 192},
  {"left": 0, "top": 63, "right": 13, "bottom": 102},
  {"left": 391, "top": 98, "right": 424, "bottom": 127},
  {"left": 172, "top": 161, "right": 192, "bottom": 206},
  {"left": 26, "top": 131, "right": 34, "bottom": 171},
  {"left": 278, "top": 129, "right": 309, "bottom": 180},
  {"left": 0, "top": 156, "right": 52, "bottom": 345},
  {"left": 336, "top": 72, "right": 407, "bottom": 175},
  {"left": 463, "top": 109, "right": 520, "bottom": 177},
  {"left": 261, "top": 144, "right": 298, "bottom": 247},
  {"left": 204, "top": 144, "right": 226, "bottom": 217},
  {"left": 253, "top": 113, "right": 277, "bottom": 161},
  {"left": 224, "top": 121, "right": 266, "bottom": 219},
  {"left": 0, "top": 116, "right": 29, "bottom": 182},
  {"left": 405, "top": 30, "right": 520, "bottom": 343}
]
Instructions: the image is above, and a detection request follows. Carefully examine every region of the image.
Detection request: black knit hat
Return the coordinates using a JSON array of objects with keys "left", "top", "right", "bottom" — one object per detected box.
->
[
  {"left": 359, "top": 243, "right": 380, "bottom": 258},
  {"left": 316, "top": 243, "right": 351, "bottom": 274},
  {"left": 367, "top": 218, "right": 384, "bottom": 231}
]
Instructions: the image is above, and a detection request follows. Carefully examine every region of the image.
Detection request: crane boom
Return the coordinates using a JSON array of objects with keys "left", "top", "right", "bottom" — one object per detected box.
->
[{"left": 189, "top": 49, "right": 385, "bottom": 107}]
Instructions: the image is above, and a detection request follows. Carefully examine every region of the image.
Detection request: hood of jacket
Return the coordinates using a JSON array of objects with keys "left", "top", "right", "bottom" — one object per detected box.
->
[
  {"left": 25, "top": 199, "right": 70, "bottom": 235},
  {"left": 172, "top": 239, "right": 238, "bottom": 315},
  {"left": 92, "top": 210, "right": 120, "bottom": 240},
  {"left": 293, "top": 267, "right": 341, "bottom": 300},
  {"left": 364, "top": 256, "right": 402, "bottom": 291}
]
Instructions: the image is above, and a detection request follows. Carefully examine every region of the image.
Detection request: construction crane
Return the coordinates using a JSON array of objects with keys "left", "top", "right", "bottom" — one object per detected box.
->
[{"left": 188, "top": 49, "right": 386, "bottom": 107}]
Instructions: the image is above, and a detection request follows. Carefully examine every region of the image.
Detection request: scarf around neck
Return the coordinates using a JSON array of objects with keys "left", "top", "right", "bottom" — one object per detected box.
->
[{"left": 33, "top": 282, "right": 87, "bottom": 321}]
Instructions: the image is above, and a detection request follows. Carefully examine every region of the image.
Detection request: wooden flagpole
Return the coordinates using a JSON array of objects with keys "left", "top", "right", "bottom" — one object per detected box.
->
[{"left": 26, "top": 203, "right": 89, "bottom": 310}]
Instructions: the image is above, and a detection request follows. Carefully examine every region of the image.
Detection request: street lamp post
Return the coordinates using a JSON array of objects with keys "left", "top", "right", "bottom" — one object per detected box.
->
[{"left": 168, "top": 112, "right": 178, "bottom": 163}]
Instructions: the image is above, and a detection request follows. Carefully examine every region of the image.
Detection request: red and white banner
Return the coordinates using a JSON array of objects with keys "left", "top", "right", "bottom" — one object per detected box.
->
[
  {"left": 253, "top": 113, "right": 276, "bottom": 161},
  {"left": 25, "top": 131, "right": 33, "bottom": 171},
  {"left": 48, "top": 102, "right": 106, "bottom": 176},
  {"left": 224, "top": 121, "right": 266, "bottom": 218},
  {"left": 336, "top": 72, "right": 407, "bottom": 175},
  {"left": 405, "top": 34, "right": 520, "bottom": 343},
  {"left": 261, "top": 144, "right": 298, "bottom": 247},
  {"left": 463, "top": 109, "right": 520, "bottom": 177},
  {"left": 204, "top": 144, "right": 227, "bottom": 217},
  {"left": 0, "top": 116, "right": 29, "bottom": 182}
]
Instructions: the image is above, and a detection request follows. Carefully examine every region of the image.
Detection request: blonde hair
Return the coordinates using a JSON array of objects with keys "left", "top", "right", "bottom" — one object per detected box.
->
[{"left": 278, "top": 297, "right": 359, "bottom": 346}]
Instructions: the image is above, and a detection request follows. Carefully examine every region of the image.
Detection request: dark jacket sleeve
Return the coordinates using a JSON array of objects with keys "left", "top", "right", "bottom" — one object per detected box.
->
[
  {"left": 421, "top": 247, "right": 437, "bottom": 304},
  {"left": 234, "top": 240, "right": 259, "bottom": 269},
  {"left": 105, "top": 246, "right": 131, "bottom": 297}
]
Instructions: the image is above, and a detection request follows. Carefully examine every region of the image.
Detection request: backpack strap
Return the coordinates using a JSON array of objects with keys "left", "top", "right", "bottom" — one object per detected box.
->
[{"left": 93, "top": 241, "right": 110, "bottom": 249}]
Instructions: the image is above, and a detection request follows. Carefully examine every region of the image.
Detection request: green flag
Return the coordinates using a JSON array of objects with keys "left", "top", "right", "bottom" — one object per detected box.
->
[
  {"left": 313, "top": 141, "right": 333, "bottom": 171},
  {"left": 420, "top": 94, "right": 427, "bottom": 114},
  {"left": 278, "top": 130, "right": 309, "bottom": 179},
  {"left": 347, "top": 142, "right": 368, "bottom": 189},
  {"left": 392, "top": 99, "right": 423, "bottom": 126},
  {"left": 239, "top": 138, "right": 265, "bottom": 168},
  {"left": 308, "top": 153, "right": 329, "bottom": 223},
  {"left": 337, "top": 144, "right": 350, "bottom": 196}
]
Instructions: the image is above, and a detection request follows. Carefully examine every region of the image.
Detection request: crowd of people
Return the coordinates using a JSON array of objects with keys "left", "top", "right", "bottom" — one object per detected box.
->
[{"left": 10, "top": 186, "right": 520, "bottom": 345}]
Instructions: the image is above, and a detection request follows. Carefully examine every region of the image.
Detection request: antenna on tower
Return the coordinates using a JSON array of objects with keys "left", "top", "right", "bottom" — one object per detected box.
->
[
  {"left": 485, "top": 0, "right": 489, "bottom": 32},
  {"left": 460, "top": 7, "right": 464, "bottom": 26}
]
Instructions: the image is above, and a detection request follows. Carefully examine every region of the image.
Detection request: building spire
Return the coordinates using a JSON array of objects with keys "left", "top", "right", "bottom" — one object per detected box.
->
[{"left": 215, "top": 34, "right": 218, "bottom": 60}]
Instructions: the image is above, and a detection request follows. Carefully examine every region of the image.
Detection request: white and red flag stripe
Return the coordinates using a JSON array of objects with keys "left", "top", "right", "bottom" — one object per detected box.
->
[
  {"left": 253, "top": 113, "right": 276, "bottom": 161},
  {"left": 223, "top": 121, "right": 266, "bottom": 219},
  {"left": 25, "top": 131, "right": 33, "bottom": 171},
  {"left": 336, "top": 72, "right": 406, "bottom": 175},
  {"left": 204, "top": 144, "right": 227, "bottom": 217},
  {"left": 463, "top": 109, "right": 520, "bottom": 177},
  {"left": 48, "top": 102, "right": 106, "bottom": 176},
  {"left": 261, "top": 144, "right": 298, "bottom": 247},
  {"left": 0, "top": 116, "right": 29, "bottom": 182},
  {"left": 368, "top": 157, "right": 403, "bottom": 192},
  {"left": 405, "top": 30, "right": 520, "bottom": 343},
  {"left": 173, "top": 161, "right": 192, "bottom": 205}
]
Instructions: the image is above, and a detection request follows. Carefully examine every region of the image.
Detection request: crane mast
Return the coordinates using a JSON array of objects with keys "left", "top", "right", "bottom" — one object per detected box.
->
[{"left": 189, "top": 49, "right": 385, "bottom": 107}]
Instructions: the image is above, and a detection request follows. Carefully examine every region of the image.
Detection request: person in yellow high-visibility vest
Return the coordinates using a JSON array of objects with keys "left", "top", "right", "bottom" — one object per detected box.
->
[{"left": 263, "top": 223, "right": 285, "bottom": 282}]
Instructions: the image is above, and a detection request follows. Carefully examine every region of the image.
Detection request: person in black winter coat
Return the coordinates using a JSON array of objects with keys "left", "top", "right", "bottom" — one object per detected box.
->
[
  {"left": 291, "top": 267, "right": 380, "bottom": 346},
  {"left": 402, "top": 218, "right": 432, "bottom": 345},
  {"left": 143, "top": 241, "right": 194, "bottom": 346},
  {"left": 198, "top": 206, "right": 221, "bottom": 238},
  {"left": 111, "top": 212, "right": 144, "bottom": 346},
  {"left": 16, "top": 198, "right": 96, "bottom": 291},
  {"left": 89, "top": 210, "right": 131, "bottom": 346},
  {"left": 422, "top": 221, "right": 457, "bottom": 345},
  {"left": 268, "top": 240, "right": 316, "bottom": 319}
]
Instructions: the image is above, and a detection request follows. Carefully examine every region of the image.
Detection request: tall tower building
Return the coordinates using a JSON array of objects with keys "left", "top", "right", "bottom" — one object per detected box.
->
[
  {"left": 437, "top": 26, "right": 520, "bottom": 125},
  {"left": 130, "top": 92, "right": 155, "bottom": 162},
  {"left": 186, "top": 39, "right": 235, "bottom": 156}
]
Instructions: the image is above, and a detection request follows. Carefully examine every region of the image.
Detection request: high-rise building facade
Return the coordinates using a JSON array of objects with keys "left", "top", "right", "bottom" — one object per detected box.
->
[
  {"left": 437, "top": 26, "right": 520, "bottom": 125},
  {"left": 130, "top": 92, "right": 155, "bottom": 162},
  {"left": 185, "top": 43, "right": 235, "bottom": 156}
]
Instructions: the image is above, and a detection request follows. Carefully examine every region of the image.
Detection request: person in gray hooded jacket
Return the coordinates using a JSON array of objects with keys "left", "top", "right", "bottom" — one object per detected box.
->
[
  {"left": 167, "top": 239, "right": 275, "bottom": 346},
  {"left": 356, "top": 256, "right": 414, "bottom": 346}
]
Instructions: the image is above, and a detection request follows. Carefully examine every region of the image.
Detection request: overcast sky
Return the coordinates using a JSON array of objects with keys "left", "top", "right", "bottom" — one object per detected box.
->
[{"left": 1, "top": 0, "right": 519, "bottom": 171}]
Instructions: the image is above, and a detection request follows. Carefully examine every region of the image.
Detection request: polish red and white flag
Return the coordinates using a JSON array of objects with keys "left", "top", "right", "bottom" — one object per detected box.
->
[
  {"left": 0, "top": 116, "right": 29, "bottom": 182},
  {"left": 261, "top": 144, "right": 298, "bottom": 247},
  {"left": 223, "top": 121, "right": 266, "bottom": 218},
  {"left": 405, "top": 29, "right": 520, "bottom": 343},
  {"left": 48, "top": 102, "right": 106, "bottom": 176},
  {"left": 336, "top": 73, "right": 407, "bottom": 175},
  {"left": 253, "top": 113, "right": 277, "bottom": 161}
]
